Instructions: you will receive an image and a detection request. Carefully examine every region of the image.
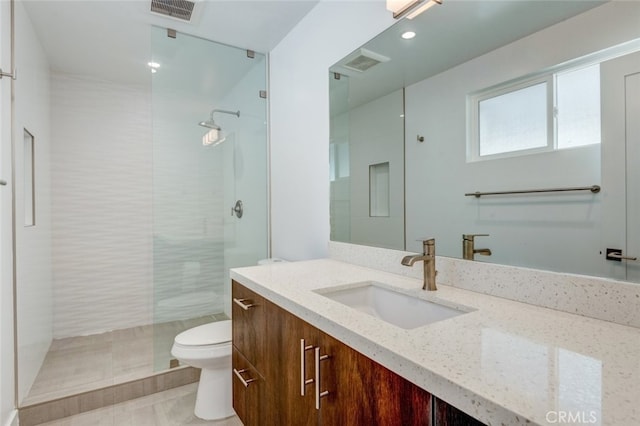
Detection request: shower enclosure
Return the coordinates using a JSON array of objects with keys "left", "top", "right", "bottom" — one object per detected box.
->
[
  {"left": 13, "top": 9, "right": 267, "bottom": 412},
  {"left": 150, "top": 27, "right": 268, "bottom": 370}
]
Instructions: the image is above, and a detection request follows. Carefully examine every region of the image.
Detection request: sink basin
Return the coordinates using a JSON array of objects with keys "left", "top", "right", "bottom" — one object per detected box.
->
[{"left": 317, "top": 282, "right": 468, "bottom": 329}]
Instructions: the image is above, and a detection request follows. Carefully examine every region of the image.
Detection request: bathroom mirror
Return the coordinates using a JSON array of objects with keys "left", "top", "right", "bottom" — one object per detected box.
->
[{"left": 329, "top": 1, "right": 640, "bottom": 283}]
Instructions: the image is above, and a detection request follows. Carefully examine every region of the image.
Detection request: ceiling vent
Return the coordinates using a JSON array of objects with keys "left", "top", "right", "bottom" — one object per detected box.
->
[
  {"left": 151, "top": 0, "right": 202, "bottom": 23},
  {"left": 339, "top": 48, "right": 390, "bottom": 73}
]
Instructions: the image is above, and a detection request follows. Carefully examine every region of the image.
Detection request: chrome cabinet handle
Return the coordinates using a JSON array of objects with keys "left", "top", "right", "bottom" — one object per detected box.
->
[
  {"left": 300, "top": 339, "right": 314, "bottom": 396},
  {"left": 233, "top": 368, "right": 256, "bottom": 388},
  {"left": 314, "top": 347, "right": 330, "bottom": 410},
  {"left": 233, "top": 298, "right": 255, "bottom": 310}
]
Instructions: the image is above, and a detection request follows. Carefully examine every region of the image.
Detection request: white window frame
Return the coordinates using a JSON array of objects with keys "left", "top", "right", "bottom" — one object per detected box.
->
[
  {"left": 463, "top": 37, "right": 640, "bottom": 163},
  {"left": 468, "top": 75, "right": 555, "bottom": 162}
]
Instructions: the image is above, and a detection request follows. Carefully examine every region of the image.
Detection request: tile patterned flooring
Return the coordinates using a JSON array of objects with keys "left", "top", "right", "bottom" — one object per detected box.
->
[
  {"left": 25, "top": 314, "right": 230, "bottom": 406},
  {"left": 37, "top": 383, "right": 243, "bottom": 426}
]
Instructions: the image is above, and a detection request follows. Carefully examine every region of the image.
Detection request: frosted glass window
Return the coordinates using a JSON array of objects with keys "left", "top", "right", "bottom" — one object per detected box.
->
[
  {"left": 24, "top": 129, "right": 35, "bottom": 227},
  {"left": 329, "top": 144, "right": 336, "bottom": 181},
  {"left": 337, "top": 143, "right": 350, "bottom": 178},
  {"left": 329, "top": 142, "right": 350, "bottom": 182},
  {"left": 557, "top": 64, "right": 601, "bottom": 149},
  {"left": 369, "top": 162, "right": 390, "bottom": 217},
  {"left": 479, "top": 82, "right": 548, "bottom": 157}
]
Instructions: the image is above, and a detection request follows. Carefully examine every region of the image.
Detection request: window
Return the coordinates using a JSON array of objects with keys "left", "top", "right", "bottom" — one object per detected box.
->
[
  {"left": 329, "top": 142, "right": 350, "bottom": 182},
  {"left": 469, "top": 63, "right": 600, "bottom": 161}
]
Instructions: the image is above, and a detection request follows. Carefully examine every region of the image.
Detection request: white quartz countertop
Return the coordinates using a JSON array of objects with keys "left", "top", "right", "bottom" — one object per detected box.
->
[{"left": 230, "top": 259, "right": 640, "bottom": 426}]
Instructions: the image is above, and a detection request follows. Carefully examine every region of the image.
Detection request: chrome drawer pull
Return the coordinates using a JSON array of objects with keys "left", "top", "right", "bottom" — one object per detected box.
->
[
  {"left": 233, "top": 298, "right": 255, "bottom": 310},
  {"left": 233, "top": 368, "right": 256, "bottom": 388},
  {"left": 300, "top": 339, "right": 314, "bottom": 396},
  {"left": 314, "top": 347, "right": 330, "bottom": 410}
]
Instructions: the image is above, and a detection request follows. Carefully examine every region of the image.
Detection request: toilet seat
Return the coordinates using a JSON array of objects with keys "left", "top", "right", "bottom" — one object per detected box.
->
[{"left": 174, "top": 320, "right": 231, "bottom": 347}]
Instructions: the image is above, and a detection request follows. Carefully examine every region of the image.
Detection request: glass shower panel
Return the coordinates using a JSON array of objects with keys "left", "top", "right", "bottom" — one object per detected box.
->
[
  {"left": 329, "top": 73, "right": 351, "bottom": 243},
  {"left": 151, "top": 28, "right": 267, "bottom": 371}
]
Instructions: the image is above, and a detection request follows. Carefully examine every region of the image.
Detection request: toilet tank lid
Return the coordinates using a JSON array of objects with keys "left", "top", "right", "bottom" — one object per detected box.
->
[{"left": 175, "top": 320, "right": 231, "bottom": 346}]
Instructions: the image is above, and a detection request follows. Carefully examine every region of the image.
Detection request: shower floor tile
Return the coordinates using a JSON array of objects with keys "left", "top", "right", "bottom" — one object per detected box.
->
[
  {"left": 37, "top": 383, "right": 243, "bottom": 426},
  {"left": 24, "top": 314, "right": 229, "bottom": 406}
]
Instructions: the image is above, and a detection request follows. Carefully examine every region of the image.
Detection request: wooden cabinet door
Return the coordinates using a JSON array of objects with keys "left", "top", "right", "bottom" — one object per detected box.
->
[
  {"left": 232, "top": 280, "right": 266, "bottom": 371},
  {"left": 232, "top": 347, "right": 264, "bottom": 426},
  {"left": 318, "top": 332, "right": 431, "bottom": 426},
  {"left": 263, "top": 301, "right": 318, "bottom": 426},
  {"left": 434, "top": 397, "right": 486, "bottom": 426}
]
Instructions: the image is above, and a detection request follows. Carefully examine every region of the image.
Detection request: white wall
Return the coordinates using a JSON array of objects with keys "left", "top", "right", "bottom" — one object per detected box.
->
[
  {"left": 51, "top": 74, "right": 153, "bottom": 338},
  {"left": 14, "top": 0, "right": 52, "bottom": 404},
  {"left": 269, "top": 0, "right": 394, "bottom": 261},
  {"left": 404, "top": 2, "right": 640, "bottom": 277},
  {"left": 0, "top": 0, "right": 15, "bottom": 423}
]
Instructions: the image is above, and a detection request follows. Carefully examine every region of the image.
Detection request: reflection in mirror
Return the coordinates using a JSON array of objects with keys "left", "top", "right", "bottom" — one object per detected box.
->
[
  {"left": 329, "top": 1, "right": 640, "bottom": 282},
  {"left": 330, "top": 77, "right": 404, "bottom": 249},
  {"left": 24, "top": 129, "right": 35, "bottom": 227}
]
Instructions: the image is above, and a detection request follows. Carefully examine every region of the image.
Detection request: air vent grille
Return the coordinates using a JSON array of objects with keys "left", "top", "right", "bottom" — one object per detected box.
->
[
  {"left": 344, "top": 56, "right": 382, "bottom": 73},
  {"left": 151, "top": 0, "right": 196, "bottom": 22},
  {"left": 337, "top": 48, "right": 390, "bottom": 74}
]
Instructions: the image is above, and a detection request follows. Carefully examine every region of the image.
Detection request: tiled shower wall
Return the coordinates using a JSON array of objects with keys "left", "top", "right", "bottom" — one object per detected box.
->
[
  {"left": 51, "top": 74, "right": 154, "bottom": 338},
  {"left": 50, "top": 72, "right": 228, "bottom": 339}
]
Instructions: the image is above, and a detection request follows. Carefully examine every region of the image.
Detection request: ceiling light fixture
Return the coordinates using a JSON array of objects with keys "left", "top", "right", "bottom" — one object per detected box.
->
[
  {"left": 386, "top": 0, "right": 442, "bottom": 20},
  {"left": 401, "top": 31, "right": 416, "bottom": 40},
  {"left": 147, "top": 61, "right": 160, "bottom": 69}
]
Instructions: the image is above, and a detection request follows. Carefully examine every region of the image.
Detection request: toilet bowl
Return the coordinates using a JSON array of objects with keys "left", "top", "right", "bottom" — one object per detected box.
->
[{"left": 171, "top": 320, "right": 233, "bottom": 420}]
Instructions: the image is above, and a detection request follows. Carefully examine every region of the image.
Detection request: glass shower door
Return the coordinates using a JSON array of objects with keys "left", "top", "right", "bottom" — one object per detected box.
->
[{"left": 150, "top": 27, "right": 268, "bottom": 371}]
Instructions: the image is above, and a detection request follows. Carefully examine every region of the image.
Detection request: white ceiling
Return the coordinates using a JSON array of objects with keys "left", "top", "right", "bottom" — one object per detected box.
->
[{"left": 22, "top": 0, "right": 319, "bottom": 85}]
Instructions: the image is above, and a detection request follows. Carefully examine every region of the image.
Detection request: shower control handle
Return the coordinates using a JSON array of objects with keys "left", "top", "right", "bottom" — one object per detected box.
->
[{"left": 231, "top": 200, "right": 243, "bottom": 218}]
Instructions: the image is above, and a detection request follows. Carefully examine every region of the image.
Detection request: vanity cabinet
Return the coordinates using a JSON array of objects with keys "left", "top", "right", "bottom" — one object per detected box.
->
[
  {"left": 231, "top": 281, "right": 268, "bottom": 425},
  {"left": 232, "top": 347, "right": 264, "bottom": 426},
  {"left": 434, "top": 397, "right": 485, "bottom": 426},
  {"left": 231, "top": 281, "right": 266, "bottom": 370},
  {"left": 232, "top": 280, "right": 480, "bottom": 425}
]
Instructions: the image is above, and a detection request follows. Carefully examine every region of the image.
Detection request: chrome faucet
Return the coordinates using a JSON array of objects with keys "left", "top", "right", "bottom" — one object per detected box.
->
[
  {"left": 462, "top": 234, "right": 492, "bottom": 261},
  {"left": 401, "top": 238, "right": 437, "bottom": 291}
]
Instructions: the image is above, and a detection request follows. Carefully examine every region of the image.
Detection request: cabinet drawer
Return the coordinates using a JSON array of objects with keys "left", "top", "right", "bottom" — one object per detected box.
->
[
  {"left": 232, "top": 280, "right": 266, "bottom": 369},
  {"left": 232, "top": 347, "right": 264, "bottom": 426}
]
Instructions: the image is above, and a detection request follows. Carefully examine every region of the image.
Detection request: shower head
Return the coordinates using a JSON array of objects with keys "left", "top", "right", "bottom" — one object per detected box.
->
[
  {"left": 199, "top": 109, "right": 240, "bottom": 146},
  {"left": 198, "top": 120, "right": 220, "bottom": 130}
]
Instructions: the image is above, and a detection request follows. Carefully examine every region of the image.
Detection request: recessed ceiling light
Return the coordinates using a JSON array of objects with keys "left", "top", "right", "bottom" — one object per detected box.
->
[
  {"left": 401, "top": 31, "right": 416, "bottom": 40},
  {"left": 151, "top": 69, "right": 157, "bottom": 74},
  {"left": 147, "top": 61, "right": 160, "bottom": 69}
]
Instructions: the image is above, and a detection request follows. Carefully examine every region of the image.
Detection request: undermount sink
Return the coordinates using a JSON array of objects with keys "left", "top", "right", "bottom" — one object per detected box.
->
[{"left": 316, "top": 282, "right": 469, "bottom": 329}]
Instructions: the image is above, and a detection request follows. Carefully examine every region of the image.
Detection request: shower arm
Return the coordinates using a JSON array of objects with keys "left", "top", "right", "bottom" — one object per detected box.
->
[{"left": 209, "top": 109, "right": 240, "bottom": 121}]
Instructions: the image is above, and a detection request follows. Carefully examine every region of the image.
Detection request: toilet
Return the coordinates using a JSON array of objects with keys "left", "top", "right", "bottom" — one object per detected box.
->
[{"left": 171, "top": 320, "right": 233, "bottom": 420}]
